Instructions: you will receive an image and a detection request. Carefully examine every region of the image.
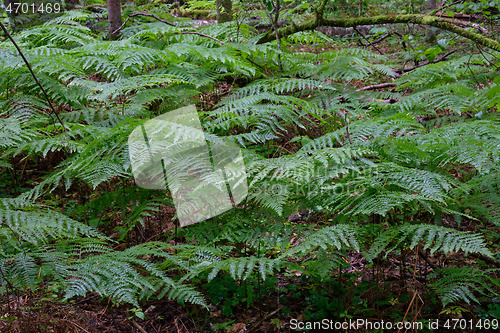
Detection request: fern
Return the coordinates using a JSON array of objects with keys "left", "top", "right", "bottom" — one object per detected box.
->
[
  {"left": 65, "top": 243, "right": 207, "bottom": 308},
  {"left": 429, "top": 267, "right": 500, "bottom": 306},
  {"left": 280, "top": 224, "right": 360, "bottom": 258},
  {"left": 460, "top": 172, "right": 500, "bottom": 226},
  {"left": 0, "top": 117, "right": 39, "bottom": 149},
  {"left": 19, "top": 24, "right": 96, "bottom": 47},
  {"left": 1, "top": 10, "right": 499, "bottom": 316},
  {"left": 366, "top": 223, "right": 493, "bottom": 261},
  {"left": 0, "top": 199, "right": 207, "bottom": 307}
]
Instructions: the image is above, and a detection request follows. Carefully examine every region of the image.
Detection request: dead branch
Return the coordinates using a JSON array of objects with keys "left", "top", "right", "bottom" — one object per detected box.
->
[
  {"left": 258, "top": 14, "right": 500, "bottom": 52},
  {"left": 357, "top": 82, "right": 396, "bottom": 91},
  {"left": 395, "top": 49, "right": 457, "bottom": 74}
]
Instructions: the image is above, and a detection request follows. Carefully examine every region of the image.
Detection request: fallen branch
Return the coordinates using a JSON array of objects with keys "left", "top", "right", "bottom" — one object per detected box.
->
[
  {"left": 418, "top": 250, "right": 439, "bottom": 270},
  {"left": 132, "top": 320, "right": 148, "bottom": 333},
  {"left": 353, "top": 26, "right": 382, "bottom": 54},
  {"left": 112, "top": 12, "right": 224, "bottom": 45},
  {"left": 364, "top": 31, "right": 407, "bottom": 50},
  {"left": 258, "top": 14, "right": 500, "bottom": 52},
  {"left": 365, "top": 32, "right": 392, "bottom": 46},
  {"left": 357, "top": 82, "right": 396, "bottom": 91},
  {"left": 356, "top": 50, "right": 457, "bottom": 91},
  {"left": 395, "top": 49, "right": 457, "bottom": 74}
]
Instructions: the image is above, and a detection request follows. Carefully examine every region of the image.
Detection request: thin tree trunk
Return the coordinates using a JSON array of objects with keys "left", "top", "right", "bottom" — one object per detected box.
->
[
  {"left": 66, "top": 0, "right": 79, "bottom": 10},
  {"left": 216, "top": 0, "right": 233, "bottom": 24},
  {"left": 425, "top": 0, "right": 437, "bottom": 43},
  {"left": 4, "top": 0, "right": 17, "bottom": 19},
  {"left": 4, "top": 0, "right": 20, "bottom": 30},
  {"left": 107, "top": 0, "right": 122, "bottom": 39}
]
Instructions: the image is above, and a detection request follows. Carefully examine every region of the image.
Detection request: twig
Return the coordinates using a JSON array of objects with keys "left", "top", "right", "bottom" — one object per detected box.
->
[
  {"left": 476, "top": 44, "right": 500, "bottom": 70},
  {"left": 113, "top": 12, "right": 175, "bottom": 34},
  {"left": 99, "top": 296, "right": 111, "bottom": 320},
  {"left": 418, "top": 250, "right": 438, "bottom": 270},
  {"left": 398, "top": 290, "right": 418, "bottom": 333},
  {"left": 353, "top": 26, "right": 382, "bottom": 55},
  {"left": 69, "top": 321, "right": 91, "bottom": 333},
  {"left": 365, "top": 31, "right": 407, "bottom": 51},
  {"left": 429, "top": 0, "right": 466, "bottom": 17},
  {"left": 174, "top": 318, "right": 180, "bottom": 333},
  {"left": 469, "top": 253, "right": 500, "bottom": 268},
  {"left": 7, "top": 98, "right": 47, "bottom": 114},
  {"left": 178, "top": 317, "right": 190, "bottom": 333},
  {"left": 0, "top": 264, "right": 21, "bottom": 294},
  {"left": 111, "top": 12, "right": 224, "bottom": 44},
  {"left": 132, "top": 320, "right": 148, "bottom": 333},
  {"left": 365, "top": 32, "right": 392, "bottom": 46},
  {"left": 0, "top": 21, "right": 71, "bottom": 153},
  {"left": 245, "top": 57, "right": 275, "bottom": 76},
  {"left": 248, "top": 307, "right": 282, "bottom": 332},
  {"left": 175, "top": 31, "right": 224, "bottom": 44},
  {"left": 344, "top": 111, "right": 352, "bottom": 145},
  {"left": 357, "top": 82, "right": 396, "bottom": 91},
  {"left": 466, "top": 53, "right": 481, "bottom": 87}
]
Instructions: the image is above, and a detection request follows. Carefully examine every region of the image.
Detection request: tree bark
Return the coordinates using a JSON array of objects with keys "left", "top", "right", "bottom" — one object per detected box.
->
[
  {"left": 425, "top": 0, "right": 437, "bottom": 43},
  {"left": 4, "top": 0, "right": 20, "bottom": 30},
  {"left": 107, "top": 0, "right": 122, "bottom": 39},
  {"left": 66, "top": 0, "right": 79, "bottom": 10},
  {"left": 4, "top": 0, "right": 14, "bottom": 13},
  {"left": 216, "top": 0, "right": 233, "bottom": 24},
  {"left": 257, "top": 14, "right": 500, "bottom": 53}
]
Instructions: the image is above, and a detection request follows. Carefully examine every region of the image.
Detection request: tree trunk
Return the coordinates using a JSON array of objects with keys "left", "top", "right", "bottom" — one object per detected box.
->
[
  {"left": 425, "top": 0, "right": 437, "bottom": 43},
  {"left": 66, "top": 0, "right": 79, "bottom": 10},
  {"left": 216, "top": 0, "right": 233, "bottom": 24},
  {"left": 107, "top": 0, "right": 122, "bottom": 38},
  {"left": 4, "top": 0, "right": 14, "bottom": 12},
  {"left": 4, "top": 0, "right": 19, "bottom": 30},
  {"left": 4, "top": 0, "right": 17, "bottom": 17}
]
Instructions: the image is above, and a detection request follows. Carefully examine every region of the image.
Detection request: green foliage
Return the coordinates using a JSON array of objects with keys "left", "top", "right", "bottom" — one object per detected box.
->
[
  {"left": 367, "top": 223, "right": 493, "bottom": 261},
  {"left": 429, "top": 267, "right": 500, "bottom": 306},
  {"left": 0, "top": 6, "right": 499, "bottom": 318},
  {"left": 0, "top": 199, "right": 206, "bottom": 307}
]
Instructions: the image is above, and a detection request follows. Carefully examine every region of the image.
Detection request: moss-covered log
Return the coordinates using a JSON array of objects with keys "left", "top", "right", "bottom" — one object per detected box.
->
[{"left": 257, "top": 14, "right": 500, "bottom": 53}]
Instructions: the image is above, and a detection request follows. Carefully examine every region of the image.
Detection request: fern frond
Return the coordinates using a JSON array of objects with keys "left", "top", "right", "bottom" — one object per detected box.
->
[
  {"left": 280, "top": 224, "right": 360, "bottom": 258},
  {"left": 367, "top": 223, "right": 493, "bottom": 261},
  {"left": 429, "top": 267, "right": 500, "bottom": 306}
]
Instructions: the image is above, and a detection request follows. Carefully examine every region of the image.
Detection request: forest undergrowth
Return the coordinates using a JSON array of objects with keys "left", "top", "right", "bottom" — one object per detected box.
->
[{"left": 0, "top": 1, "right": 500, "bottom": 332}]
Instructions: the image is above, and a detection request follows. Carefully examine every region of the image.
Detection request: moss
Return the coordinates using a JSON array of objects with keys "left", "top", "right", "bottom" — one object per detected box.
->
[
  {"left": 421, "top": 15, "right": 437, "bottom": 25},
  {"left": 179, "top": 9, "right": 213, "bottom": 20},
  {"left": 258, "top": 13, "right": 500, "bottom": 53}
]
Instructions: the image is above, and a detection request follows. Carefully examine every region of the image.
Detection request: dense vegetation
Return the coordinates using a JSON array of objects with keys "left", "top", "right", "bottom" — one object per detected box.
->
[{"left": 1, "top": 0, "right": 499, "bottom": 331}]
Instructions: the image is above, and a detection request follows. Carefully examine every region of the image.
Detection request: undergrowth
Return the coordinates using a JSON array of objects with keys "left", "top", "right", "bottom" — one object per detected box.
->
[{"left": 0, "top": 4, "right": 499, "bottom": 330}]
